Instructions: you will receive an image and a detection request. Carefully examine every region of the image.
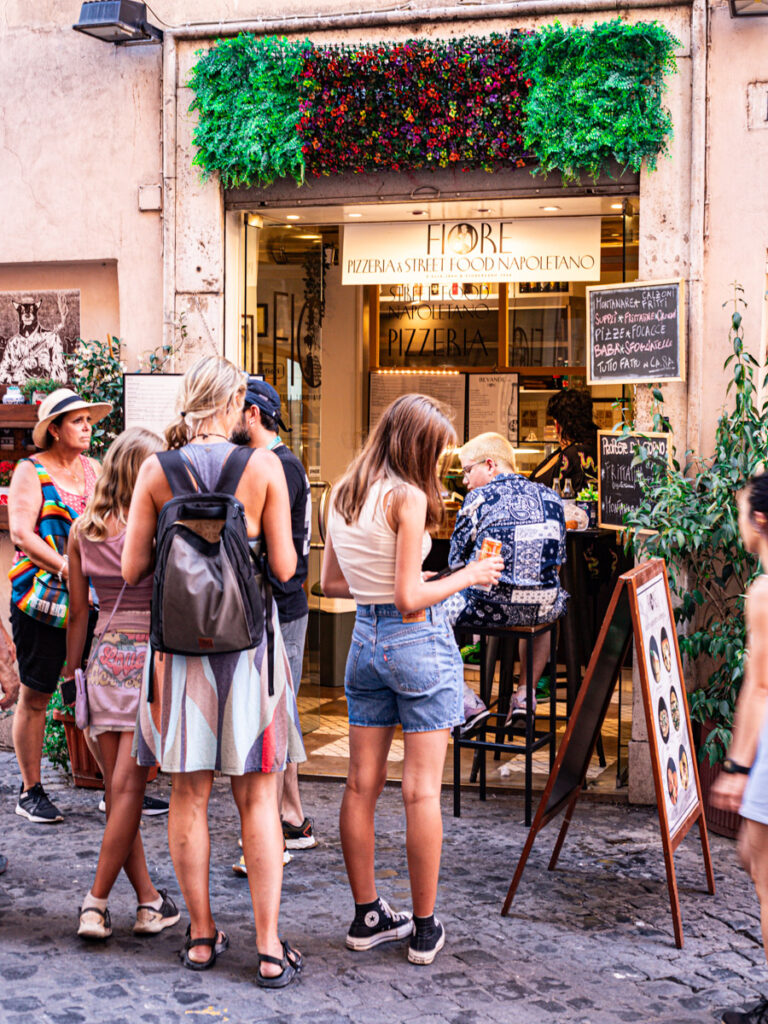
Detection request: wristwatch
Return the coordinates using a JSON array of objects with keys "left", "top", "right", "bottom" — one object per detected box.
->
[{"left": 721, "top": 757, "right": 751, "bottom": 775}]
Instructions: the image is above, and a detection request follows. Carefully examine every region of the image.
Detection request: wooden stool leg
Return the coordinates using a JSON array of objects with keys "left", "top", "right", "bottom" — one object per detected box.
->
[
  {"left": 494, "top": 636, "right": 517, "bottom": 754},
  {"left": 549, "top": 624, "right": 557, "bottom": 770},
  {"left": 524, "top": 633, "right": 534, "bottom": 827}
]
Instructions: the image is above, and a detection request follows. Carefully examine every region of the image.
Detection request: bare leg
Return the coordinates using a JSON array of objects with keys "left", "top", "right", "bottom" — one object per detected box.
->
[
  {"left": 340, "top": 725, "right": 395, "bottom": 903},
  {"left": 401, "top": 729, "right": 450, "bottom": 917},
  {"left": 231, "top": 772, "right": 289, "bottom": 978},
  {"left": 506, "top": 634, "right": 550, "bottom": 725},
  {"left": 277, "top": 762, "right": 305, "bottom": 827},
  {"left": 742, "top": 818, "right": 768, "bottom": 966},
  {"left": 168, "top": 770, "right": 218, "bottom": 965},
  {"left": 90, "top": 732, "right": 156, "bottom": 904},
  {"left": 12, "top": 684, "right": 49, "bottom": 791}
]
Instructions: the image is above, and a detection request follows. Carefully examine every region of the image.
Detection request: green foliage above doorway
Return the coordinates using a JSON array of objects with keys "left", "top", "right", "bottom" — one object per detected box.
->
[
  {"left": 520, "top": 20, "right": 679, "bottom": 183},
  {"left": 187, "top": 20, "right": 679, "bottom": 188},
  {"left": 189, "top": 34, "right": 310, "bottom": 188}
]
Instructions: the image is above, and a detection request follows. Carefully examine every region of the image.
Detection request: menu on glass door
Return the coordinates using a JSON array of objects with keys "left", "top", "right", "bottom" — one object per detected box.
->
[
  {"left": 467, "top": 374, "right": 519, "bottom": 444},
  {"left": 123, "top": 373, "right": 183, "bottom": 438},
  {"left": 369, "top": 372, "right": 466, "bottom": 440},
  {"left": 587, "top": 279, "right": 685, "bottom": 385},
  {"left": 635, "top": 570, "right": 700, "bottom": 839}
]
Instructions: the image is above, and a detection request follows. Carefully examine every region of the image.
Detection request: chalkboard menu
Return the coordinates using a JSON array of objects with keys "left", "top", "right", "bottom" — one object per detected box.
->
[
  {"left": 587, "top": 279, "right": 685, "bottom": 385},
  {"left": 598, "top": 430, "right": 669, "bottom": 530}
]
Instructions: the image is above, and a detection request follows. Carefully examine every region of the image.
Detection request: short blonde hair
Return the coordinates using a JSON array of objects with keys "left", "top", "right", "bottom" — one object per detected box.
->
[{"left": 459, "top": 432, "right": 516, "bottom": 473}]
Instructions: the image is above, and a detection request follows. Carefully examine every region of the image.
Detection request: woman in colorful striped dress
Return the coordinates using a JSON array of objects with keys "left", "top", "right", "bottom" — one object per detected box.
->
[
  {"left": 8, "top": 388, "right": 111, "bottom": 825},
  {"left": 123, "top": 357, "right": 305, "bottom": 987}
]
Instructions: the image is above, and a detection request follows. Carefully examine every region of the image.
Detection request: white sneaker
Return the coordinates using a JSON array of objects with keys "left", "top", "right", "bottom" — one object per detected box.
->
[
  {"left": 133, "top": 889, "right": 180, "bottom": 934},
  {"left": 77, "top": 905, "right": 112, "bottom": 940}
]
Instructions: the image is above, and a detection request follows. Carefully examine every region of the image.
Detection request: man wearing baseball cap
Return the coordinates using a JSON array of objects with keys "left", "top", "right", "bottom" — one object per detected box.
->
[{"left": 231, "top": 379, "right": 317, "bottom": 852}]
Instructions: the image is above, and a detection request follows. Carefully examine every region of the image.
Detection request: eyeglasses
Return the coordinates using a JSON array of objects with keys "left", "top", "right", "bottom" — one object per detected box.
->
[{"left": 462, "top": 461, "right": 482, "bottom": 481}]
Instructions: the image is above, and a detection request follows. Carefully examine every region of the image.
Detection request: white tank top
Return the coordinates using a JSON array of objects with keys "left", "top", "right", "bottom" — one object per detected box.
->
[{"left": 327, "top": 476, "right": 432, "bottom": 605}]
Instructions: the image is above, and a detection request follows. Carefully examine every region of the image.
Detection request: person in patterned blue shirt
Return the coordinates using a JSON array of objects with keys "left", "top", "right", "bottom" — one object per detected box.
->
[{"left": 447, "top": 433, "right": 567, "bottom": 726}]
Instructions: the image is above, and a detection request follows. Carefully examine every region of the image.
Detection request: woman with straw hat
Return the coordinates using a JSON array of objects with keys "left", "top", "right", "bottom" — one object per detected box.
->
[{"left": 8, "top": 387, "right": 111, "bottom": 825}]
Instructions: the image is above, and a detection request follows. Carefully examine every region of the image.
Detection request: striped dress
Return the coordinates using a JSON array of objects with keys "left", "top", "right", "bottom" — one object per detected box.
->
[
  {"left": 9, "top": 456, "right": 97, "bottom": 627},
  {"left": 132, "top": 441, "right": 306, "bottom": 776}
]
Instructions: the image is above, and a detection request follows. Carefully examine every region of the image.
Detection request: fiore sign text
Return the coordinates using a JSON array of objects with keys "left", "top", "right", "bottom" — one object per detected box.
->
[{"left": 342, "top": 218, "right": 601, "bottom": 284}]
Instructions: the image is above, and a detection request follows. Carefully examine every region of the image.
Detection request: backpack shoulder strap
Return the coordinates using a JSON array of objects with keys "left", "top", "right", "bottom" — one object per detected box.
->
[
  {"left": 157, "top": 450, "right": 204, "bottom": 495},
  {"left": 215, "top": 445, "right": 254, "bottom": 496}
]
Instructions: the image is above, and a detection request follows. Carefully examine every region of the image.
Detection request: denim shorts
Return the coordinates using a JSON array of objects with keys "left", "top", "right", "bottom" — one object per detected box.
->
[
  {"left": 742, "top": 698, "right": 768, "bottom": 825},
  {"left": 344, "top": 603, "right": 463, "bottom": 733}
]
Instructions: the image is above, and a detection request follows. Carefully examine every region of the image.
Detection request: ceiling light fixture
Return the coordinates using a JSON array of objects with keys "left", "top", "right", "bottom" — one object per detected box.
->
[
  {"left": 412, "top": 210, "right": 427, "bottom": 216},
  {"left": 610, "top": 202, "right": 624, "bottom": 210},
  {"left": 540, "top": 205, "right": 560, "bottom": 212},
  {"left": 347, "top": 212, "right": 363, "bottom": 218}
]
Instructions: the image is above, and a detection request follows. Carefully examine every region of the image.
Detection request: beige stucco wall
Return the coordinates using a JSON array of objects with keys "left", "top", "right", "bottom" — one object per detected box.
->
[{"left": 0, "top": 3, "right": 163, "bottom": 369}]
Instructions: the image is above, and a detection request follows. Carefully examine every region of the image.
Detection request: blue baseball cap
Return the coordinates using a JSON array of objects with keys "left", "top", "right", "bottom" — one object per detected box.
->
[{"left": 244, "top": 377, "right": 289, "bottom": 432}]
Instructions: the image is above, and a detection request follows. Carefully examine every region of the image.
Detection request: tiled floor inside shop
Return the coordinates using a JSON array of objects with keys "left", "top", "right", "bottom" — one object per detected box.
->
[{"left": 296, "top": 660, "right": 633, "bottom": 800}]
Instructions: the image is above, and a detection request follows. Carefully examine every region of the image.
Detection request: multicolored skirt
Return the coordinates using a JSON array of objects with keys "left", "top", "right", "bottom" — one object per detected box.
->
[{"left": 133, "top": 605, "right": 306, "bottom": 775}]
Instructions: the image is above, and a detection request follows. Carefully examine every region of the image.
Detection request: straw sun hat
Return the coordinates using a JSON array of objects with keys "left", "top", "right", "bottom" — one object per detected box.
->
[{"left": 32, "top": 388, "right": 113, "bottom": 449}]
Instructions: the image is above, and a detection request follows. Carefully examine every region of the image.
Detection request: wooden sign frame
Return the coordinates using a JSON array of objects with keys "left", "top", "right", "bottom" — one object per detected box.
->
[
  {"left": 597, "top": 430, "right": 671, "bottom": 532},
  {"left": 586, "top": 278, "right": 686, "bottom": 386},
  {"left": 501, "top": 559, "right": 714, "bottom": 949}
]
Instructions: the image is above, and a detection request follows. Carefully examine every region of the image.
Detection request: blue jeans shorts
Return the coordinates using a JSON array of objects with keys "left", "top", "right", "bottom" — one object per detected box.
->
[
  {"left": 345, "top": 603, "right": 464, "bottom": 733},
  {"left": 280, "top": 613, "right": 308, "bottom": 696}
]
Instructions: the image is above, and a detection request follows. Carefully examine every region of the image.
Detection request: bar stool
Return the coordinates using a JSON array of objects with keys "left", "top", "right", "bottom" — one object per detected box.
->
[{"left": 452, "top": 619, "right": 559, "bottom": 827}]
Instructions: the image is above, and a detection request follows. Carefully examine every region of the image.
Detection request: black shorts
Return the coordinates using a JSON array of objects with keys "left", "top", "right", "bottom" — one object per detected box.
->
[{"left": 10, "top": 602, "right": 98, "bottom": 696}]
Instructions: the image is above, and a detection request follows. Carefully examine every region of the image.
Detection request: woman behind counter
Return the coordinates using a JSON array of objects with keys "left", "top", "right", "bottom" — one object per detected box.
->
[
  {"left": 8, "top": 388, "right": 110, "bottom": 825},
  {"left": 529, "top": 388, "right": 598, "bottom": 494}
]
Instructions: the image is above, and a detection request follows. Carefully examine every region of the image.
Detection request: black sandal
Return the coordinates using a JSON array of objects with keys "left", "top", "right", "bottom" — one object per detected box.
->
[
  {"left": 256, "top": 941, "right": 303, "bottom": 989},
  {"left": 180, "top": 924, "right": 229, "bottom": 971}
]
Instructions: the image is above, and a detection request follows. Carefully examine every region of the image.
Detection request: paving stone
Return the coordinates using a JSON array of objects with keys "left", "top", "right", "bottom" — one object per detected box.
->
[{"left": 0, "top": 751, "right": 764, "bottom": 1022}]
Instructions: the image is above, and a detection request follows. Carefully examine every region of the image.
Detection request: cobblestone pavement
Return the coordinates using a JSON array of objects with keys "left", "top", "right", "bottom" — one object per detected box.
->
[{"left": 0, "top": 750, "right": 764, "bottom": 1024}]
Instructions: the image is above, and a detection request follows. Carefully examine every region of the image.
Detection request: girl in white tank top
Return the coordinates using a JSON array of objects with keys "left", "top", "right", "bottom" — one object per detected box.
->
[{"left": 323, "top": 394, "right": 503, "bottom": 967}]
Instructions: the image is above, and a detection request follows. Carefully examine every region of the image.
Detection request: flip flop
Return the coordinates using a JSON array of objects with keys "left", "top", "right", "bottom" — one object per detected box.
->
[
  {"left": 180, "top": 924, "right": 229, "bottom": 971},
  {"left": 256, "top": 941, "right": 303, "bottom": 989}
]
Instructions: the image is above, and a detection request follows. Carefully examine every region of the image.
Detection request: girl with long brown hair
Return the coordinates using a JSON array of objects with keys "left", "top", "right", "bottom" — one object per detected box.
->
[
  {"left": 322, "top": 393, "right": 503, "bottom": 966},
  {"left": 65, "top": 427, "right": 176, "bottom": 940}
]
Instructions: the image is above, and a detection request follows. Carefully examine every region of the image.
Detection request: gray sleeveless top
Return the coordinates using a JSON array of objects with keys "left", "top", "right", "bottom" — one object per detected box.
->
[{"left": 181, "top": 440, "right": 235, "bottom": 490}]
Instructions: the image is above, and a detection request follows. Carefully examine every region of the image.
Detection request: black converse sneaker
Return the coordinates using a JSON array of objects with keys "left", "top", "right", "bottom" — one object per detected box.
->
[
  {"left": 15, "top": 783, "right": 63, "bottom": 824},
  {"left": 345, "top": 898, "right": 413, "bottom": 951},
  {"left": 408, "top": 918, "right": 445, "bottom": 965}
]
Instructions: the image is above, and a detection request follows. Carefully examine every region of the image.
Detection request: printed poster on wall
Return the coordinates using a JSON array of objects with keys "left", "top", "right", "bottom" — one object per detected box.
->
[
  {"left": 467, "top": 374, "right": 519, "bottom": 444},
  {"left": 0, "top": 290, "right": 80, "bottom": 385},
  {"left": 635, "top": 572, "right": 699, "bottom": 838},
  {"left": 343, "top": 218, "right": 601, "bottom": 285}
]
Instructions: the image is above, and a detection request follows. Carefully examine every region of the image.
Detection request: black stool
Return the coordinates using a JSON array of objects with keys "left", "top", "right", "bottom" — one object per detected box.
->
[{"left": 452, "top": 620, "right": 559, "bottom": 827}]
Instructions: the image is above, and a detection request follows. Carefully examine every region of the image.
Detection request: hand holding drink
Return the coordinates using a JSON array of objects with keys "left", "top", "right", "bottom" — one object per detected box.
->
[{"left": 472, "top": 537, "right": 504, "bottom": 592}]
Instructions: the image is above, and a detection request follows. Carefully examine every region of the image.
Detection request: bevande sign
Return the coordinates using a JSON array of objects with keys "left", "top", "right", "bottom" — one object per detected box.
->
[{"left": 342, "top": 217, "right": 601, "bottom": 284}]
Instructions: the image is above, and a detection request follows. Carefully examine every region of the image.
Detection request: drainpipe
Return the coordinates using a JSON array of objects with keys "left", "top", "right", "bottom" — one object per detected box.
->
[
  {"left": 162, "top": 33, "right": 178, "bottom": 362},
  {"left": 166, "top": 1, "right": 693, "bottom": 42},
  {"left": 685, "top": 0, "right": 708, "bottom": 458}
]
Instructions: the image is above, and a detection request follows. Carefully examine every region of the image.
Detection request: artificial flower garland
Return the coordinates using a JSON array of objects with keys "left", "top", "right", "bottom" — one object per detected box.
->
[{"left": 188, "top": 20, "right": 678, "bottom": 189}]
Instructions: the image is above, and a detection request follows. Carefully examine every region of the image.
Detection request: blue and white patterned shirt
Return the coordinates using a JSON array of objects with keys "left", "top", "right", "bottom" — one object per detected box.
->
[{"left": 448, "top": 473, "right": 567, "bottom": 627}]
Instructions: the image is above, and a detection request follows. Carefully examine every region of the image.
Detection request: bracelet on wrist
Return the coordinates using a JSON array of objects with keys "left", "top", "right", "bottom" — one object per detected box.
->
[
  {"left": 721, "top": 757, "right": 751, "bottom": 776},
  {"left": 56, "top": 554, "right": 68, "bottom": 582}
]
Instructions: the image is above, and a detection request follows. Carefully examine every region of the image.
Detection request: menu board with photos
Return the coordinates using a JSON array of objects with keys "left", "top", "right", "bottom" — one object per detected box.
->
[
  {"left": 467, "top": 373, "right": 519, "bottom": 444},
  {"left": 587, "top": 279, "right": 685, "bottom": 385},
  {"left": 368, "top": 371, "right": 466, "bottom": 440},
  {"left": 635, "top": 571, "right": 699, "bottom": 838},
  {"left": 503, "top": 559, "right": 713, "bottom": 950}
]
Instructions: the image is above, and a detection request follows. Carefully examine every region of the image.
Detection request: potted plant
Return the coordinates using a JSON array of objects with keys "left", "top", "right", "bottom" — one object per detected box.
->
[
  {"left": 45, "top": 689, "right": 103, "bottom": 789},
  {"left": 20, "top": 376, "right": 60, "bottom": 404},
  {"left": 576, "top": 482, "right": 599, "bottom": 527},
  {"left": 624, "top": 292, "right": 765, "bottom": 837}
]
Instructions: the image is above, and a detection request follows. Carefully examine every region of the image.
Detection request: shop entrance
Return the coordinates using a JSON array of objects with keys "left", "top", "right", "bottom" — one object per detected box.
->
[{"left": 237, "top": 194, "right": 639, "bottom": 793}]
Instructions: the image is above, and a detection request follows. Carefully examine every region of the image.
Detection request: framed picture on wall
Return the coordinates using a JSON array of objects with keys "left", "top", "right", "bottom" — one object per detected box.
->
[
  {"left": 241, "top": 314, "right": 254, "bottom": 350},
  {"left": 274, "top": 292, "right": 291, "bottom": 342},
  {"left": 256, "top": 303, "right": 268, "bottom": 338}
]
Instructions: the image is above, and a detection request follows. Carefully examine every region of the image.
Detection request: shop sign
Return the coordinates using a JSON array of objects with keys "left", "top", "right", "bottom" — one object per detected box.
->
[{"left": 342, "top": 218, "right": 601, "bottom": 285}]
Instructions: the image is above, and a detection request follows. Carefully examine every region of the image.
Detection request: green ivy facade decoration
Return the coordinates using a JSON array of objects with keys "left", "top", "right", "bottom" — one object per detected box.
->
[
  {"left": 520, "top": 20, "right": 679, "bottom": 183},
  {"left": 188, "top": 20, "right": 678, "bottom": 188}
]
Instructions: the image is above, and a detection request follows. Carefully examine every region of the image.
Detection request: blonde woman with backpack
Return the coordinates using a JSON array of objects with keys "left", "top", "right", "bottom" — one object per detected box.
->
[
  {"left": 123, "top": 356, "right": 305, "bottom": 987},
  {"left": 65, "top": 427, "right": 176, "bottom": 941},
  {"left": 322, "top": 394, "right": 503, "bottom": 966}
]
